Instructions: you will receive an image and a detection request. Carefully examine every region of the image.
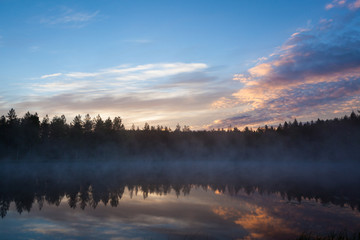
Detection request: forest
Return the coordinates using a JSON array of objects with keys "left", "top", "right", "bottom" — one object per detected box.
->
[{"left": 0, "top": 109, "right": 360, "bottom": 161}]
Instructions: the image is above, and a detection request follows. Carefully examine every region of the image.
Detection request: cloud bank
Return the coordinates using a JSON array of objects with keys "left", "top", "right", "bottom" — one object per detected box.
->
[{"left": 210, "top": 6, "right": 360, "bottom": 129}]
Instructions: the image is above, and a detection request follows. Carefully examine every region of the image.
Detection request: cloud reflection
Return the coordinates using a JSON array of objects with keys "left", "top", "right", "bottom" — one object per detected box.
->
[
  {"left": 2, "top": 159, "right": 360, "bottom": 240},
  {"left": 4, "top": 186, "right": 359, "bottom": 240}
]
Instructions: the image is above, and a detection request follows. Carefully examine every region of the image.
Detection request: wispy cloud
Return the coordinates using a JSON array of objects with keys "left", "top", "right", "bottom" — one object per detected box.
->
[
  {"left": 209, "top": 9, "right": 360, "bottom": 129},
  {"left": 325, "top": 0, "right": 360, "bottom": 10},
  {"left": 32, "top": 81, "right": 87, "bottom": 92},
  {"left": 40, "top": 7, "right": 99, "bottom": 28},
  {"left": 9, "top": 62, "right": 231, "bottom": 128},
  {"left": 32, "top": 63, "right": 208, "bottom": 92},
  {"left": 24, "top": 223, "right": 77, "bottom": 235},
  {"left": 325, "top": 0, "right": 347, "bottom": 10},
  {"left": 40, "top": 73, "right": 63, "bottom": 79}
]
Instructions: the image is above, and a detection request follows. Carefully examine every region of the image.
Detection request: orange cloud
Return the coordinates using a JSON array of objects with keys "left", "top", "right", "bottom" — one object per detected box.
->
[
  {"left": 248, "top": 63, "right": 272, "bottom": 78},
  {"left": 234, "top": 206, "right": 294, "bottom": 240},
  {"left": 212, "top": 204, "right": 296, "bottom": 240}
]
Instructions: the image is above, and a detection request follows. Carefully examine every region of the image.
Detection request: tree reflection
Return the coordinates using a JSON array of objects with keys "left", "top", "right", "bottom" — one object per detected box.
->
[{"left": 1, "top": 162, "right": 360, "bottom": 218}]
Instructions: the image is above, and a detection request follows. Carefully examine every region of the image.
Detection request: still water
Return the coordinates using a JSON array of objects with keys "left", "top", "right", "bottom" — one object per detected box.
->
[{"left": 0, "top": 161, "right": 360, "bottom": 240}]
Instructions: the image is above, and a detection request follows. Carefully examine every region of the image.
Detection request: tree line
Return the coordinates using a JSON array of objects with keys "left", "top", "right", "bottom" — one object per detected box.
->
[{"left": 0, "top": 109, "right": 360, "bottom": 161}]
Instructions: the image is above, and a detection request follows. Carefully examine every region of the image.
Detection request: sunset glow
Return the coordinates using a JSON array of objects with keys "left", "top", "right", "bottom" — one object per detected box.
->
[{"left": 1, "top": 0, "right": 359, "bottom": 129}]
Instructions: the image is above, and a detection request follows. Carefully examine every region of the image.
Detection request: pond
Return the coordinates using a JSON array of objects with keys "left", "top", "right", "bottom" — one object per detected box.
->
[{"left": 1, "top": 161, "right": 359, "bottom": 240}]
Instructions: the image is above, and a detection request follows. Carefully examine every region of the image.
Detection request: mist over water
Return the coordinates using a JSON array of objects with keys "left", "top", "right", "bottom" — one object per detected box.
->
[
  {"left": 1, "top": 160, "right": 360, "bottom": 240},
  {"left": 2, "top": 0, "right": 360, "bottom": 238},
  {"left": 1, "top": 109, "right": 360, "bottom": 239}
]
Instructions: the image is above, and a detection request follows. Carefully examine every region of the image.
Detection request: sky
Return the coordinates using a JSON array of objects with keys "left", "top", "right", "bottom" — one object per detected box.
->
[{"left": 0, "top": 0, "right": 360, "bottom": 130}]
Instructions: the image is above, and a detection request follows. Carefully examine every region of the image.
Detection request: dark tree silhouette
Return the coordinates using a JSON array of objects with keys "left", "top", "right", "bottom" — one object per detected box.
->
[
  {"left": 143, "top": 122, "right": 150, "bottom": 131},
  {"left": 83, "top": 114, "right": 93, "bottom": 133},
  {"left": 113, "top": 116, "right": 125, "bottom": 131},
  {"left": 50, "top": 115, "right": 67, "bottom": 139},
  {"left": 0, "top": 108, "right": 359, "bottom": 162},
  {"left": 104, "top": 117, "right": 113, "bottom": 132},
  {"left": 40, "top": 115, "right": 50, "bottom": 141},
  {"left": 94, "top": 114, "right": 104, "bottom": 133}
]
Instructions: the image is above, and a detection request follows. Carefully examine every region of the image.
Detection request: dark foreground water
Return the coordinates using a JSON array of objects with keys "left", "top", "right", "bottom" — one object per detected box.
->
[{"left": 0, "top": 161, "right": 360, "bottom": 240}]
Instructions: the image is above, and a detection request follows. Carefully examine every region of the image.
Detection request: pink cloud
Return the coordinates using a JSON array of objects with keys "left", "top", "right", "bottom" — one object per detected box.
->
[
  {"left": 209, "top": 11, "right": 360, "bottom": 129},
  {"left": 349, "top": 0, "right": 360, "bottom": 9},
  {"left": 325, "top": 0, "right": 360, "bottom": 10}
]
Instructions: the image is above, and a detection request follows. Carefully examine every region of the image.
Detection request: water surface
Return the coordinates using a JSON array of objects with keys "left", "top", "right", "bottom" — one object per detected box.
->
[{"left": 1, "top": 161, "right": 359, "bottom": 239}]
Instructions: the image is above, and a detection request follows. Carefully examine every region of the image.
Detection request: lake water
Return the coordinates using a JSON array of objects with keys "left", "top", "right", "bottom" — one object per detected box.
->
[{"left": 1, "top": 161, "right": 359, "bottom": 239}]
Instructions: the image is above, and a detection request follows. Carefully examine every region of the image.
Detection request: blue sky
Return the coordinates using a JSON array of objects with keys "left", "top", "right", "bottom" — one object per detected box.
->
[{"left": 1, "top": 0, "right": 359, "bottom": 129}]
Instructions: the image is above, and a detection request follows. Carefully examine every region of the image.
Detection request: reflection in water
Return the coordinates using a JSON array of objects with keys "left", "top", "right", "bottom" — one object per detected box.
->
[{"left": 1, "top": 161, "right": 360, "bottom": 240}]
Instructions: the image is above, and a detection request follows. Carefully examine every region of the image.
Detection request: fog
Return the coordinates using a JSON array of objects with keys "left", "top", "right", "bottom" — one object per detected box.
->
[
  {"left": 1, "top": 109, "right": 360, "bottom": 239},
  {"left": 1, "top": 160, "right": 359, "bottom": 217}
]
